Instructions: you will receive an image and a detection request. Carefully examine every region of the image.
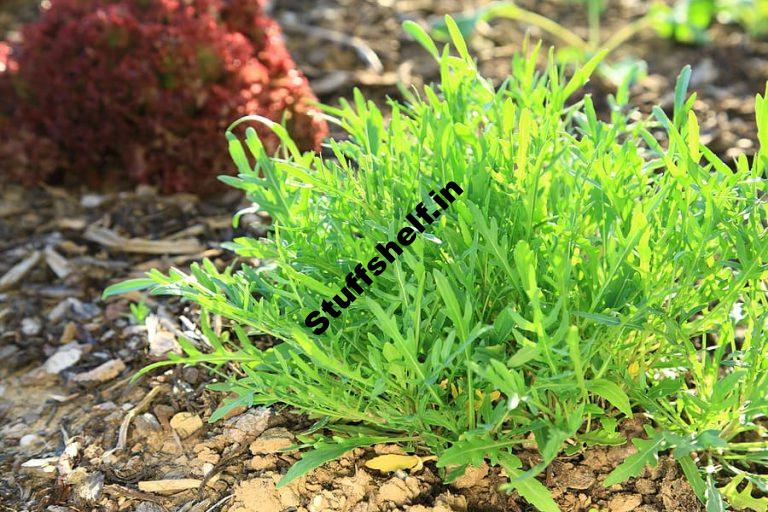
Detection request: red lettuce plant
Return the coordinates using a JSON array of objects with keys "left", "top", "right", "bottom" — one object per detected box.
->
[{"left": 0, "top": 0, "right": 327, "bottom": 192}]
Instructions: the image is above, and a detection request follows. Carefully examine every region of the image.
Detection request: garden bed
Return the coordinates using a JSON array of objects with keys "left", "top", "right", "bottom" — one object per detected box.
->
[{"left": 1, "top": 1, "right": 767, "bottom": 511}]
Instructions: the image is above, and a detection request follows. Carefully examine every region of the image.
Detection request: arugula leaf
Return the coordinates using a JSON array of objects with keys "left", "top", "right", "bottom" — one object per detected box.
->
[
  {"left": 586, "top": 379, "right": 633, "bottom": 416},
  {"left": 720, "top": 475, "right": 768, "bottom": 512},
  {"left": 604, "top": 433, "right": 666, "bottom": 487},
  {"left": 278, "top": 436, "right": 390, "bottom": 488},
  {"left": 498, "top": 453, "right": 560, "bottom": 512}
]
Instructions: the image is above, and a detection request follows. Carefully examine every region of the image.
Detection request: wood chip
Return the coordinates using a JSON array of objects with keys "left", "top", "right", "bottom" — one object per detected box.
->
[
  {"left": 137, "top": 479, "right": 203, "bottom": 493},
  {"left": 133, "top": 249, "right": 223, "bottom": 272},
  {"left": 103, "top": 484, "right": 165, "bottom": 504},
  {"left": 0, "top": 205, "right": 24, "bottom": 218},
  {"left": 204, "top": 215, "right": 234, "bottom": 230},
  {"left": 57, "top": 239, "right": 88, "bottom": 255},
  {"left": 44, "top": 246, "right": 72, "bottom": 278},
  {"left": 72, "top": 359, "right": 126, "bottom": 384},
  {"left": 167, "top": 224, "right": 205, "bottom": 240},
  {"left": 43, "top": 342, "right": 85, "bottom": 373},
  {"left": 21, "top": 457, "right": 59, "bottom": 478},
  {"left": 84, "top": 225, "right": 204, "bottom": 255},
  {"left": 60, "top": 322, "right": 78, "bottom": 344},
  {"left": 57, "top": 217, "right": 87, "bottom": 230},
  {"left": 0, "top": 250, "right": 41, "bottom": 291}
]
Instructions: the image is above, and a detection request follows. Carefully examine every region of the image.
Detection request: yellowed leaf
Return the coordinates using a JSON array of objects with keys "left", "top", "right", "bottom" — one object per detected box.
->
[
  {"left": 364, "top": 454, "right": 420, "bottom": 472},
  {"left": 473, "top": 389, "right": 502, "bottom": 410}
]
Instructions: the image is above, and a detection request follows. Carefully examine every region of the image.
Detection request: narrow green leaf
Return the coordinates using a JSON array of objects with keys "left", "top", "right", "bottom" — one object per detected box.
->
[
  {"left": 498, "top": 454, "right": 560, "bottom": 512},
  {"left": 444, "top": 15, "right": 471, "bottom": 62},
  {"left": 705, "top": 475, "right": 726, "bottom": 512},
  {"left": 278, "top": 436, "right": 389, "bottom": 488},
  {"left": 604, "top": 435, "right": 665, "bottom": 487},
  {"left": 102, "top": 278, "right": 155, "bottom": 298},
  {"left": 586, "top": 379, "right": 633, "bottom": 416},
  {"left": 403, "top": 20, "right": 439, "bottom": 60}
]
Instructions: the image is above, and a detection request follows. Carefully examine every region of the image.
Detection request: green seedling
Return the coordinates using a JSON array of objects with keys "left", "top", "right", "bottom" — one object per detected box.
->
[
  {"left": 128, "top": 299, "right": 151, "bottom": 324},
  {"left": 655, "top": 0, "right": 768, "bottom": 42},
  {"left": 106, "top": 18, "right": 768, "bottom": 511}
]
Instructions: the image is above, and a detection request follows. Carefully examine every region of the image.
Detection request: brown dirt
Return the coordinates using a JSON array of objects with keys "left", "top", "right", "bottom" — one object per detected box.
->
[{"left": 3, "top": 0, "right": 766, "bottom": 510}]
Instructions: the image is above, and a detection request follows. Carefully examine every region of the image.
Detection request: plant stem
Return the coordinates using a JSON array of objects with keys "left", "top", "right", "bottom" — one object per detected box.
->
[
  {"left": 600, "top": 15, "right": 653, "bottom": 57},
  {"left": 484, "top": 4, "right": 588, "bottom": 51},
  {"left": 587, "top": 0, "right": 601, "bottom": 48}
]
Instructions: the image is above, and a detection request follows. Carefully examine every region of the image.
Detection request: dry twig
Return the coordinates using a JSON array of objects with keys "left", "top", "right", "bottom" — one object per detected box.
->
[
  {"left": 278, "top": 13, "right": 383, "bottom": 73},
  {"left": 109, "top": 384, "right": 170, "bottom": 454},
  {"left": 84, "top": 225, "right": 204, "bottom": 255}
]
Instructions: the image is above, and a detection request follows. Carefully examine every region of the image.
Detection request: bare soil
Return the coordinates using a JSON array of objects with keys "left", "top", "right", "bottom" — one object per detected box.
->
[{"left": 3, "top": 0, "right": 767, "bottom": 510}]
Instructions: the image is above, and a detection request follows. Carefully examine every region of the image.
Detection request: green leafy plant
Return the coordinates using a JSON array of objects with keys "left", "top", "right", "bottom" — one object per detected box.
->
[
  {"left": 128, "top": 300, "right": 151, "bottom": 324},
  {"left": 655, "top": 0, "right": 768, "bottom": 42},
  {"left": 106, "top": 18, "right": 768, "bottom": 511}
]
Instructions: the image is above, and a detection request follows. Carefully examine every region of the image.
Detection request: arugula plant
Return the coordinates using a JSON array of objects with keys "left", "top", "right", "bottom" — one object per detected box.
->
[
  {"left": 655, "top": 0, "right": 768, "bottom": 42},
  {"left": 106, "top": 18, "right": 768, "bottom": 511},
  {"left": 129, "top": 299, "right": 151, "bottom": 324}
]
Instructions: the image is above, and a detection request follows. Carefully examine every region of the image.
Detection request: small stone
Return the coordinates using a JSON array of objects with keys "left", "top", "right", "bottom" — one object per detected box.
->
[
  {"left": 72, "top": 359, "right": 125, "bottom": 384},
  {"left": 249, "top": 427, "right": 294, "bottom": 455},
  {"left": 74, "top": 471, "right": 104, "bottom": 503},
  {"left": 47, "top": 299, "right": 72, "bottom": 323},
  {"left": 43, "top": 342, "right": 84, "bottom": 373},
  {"left": 135, "top": 503, "right": 165, "bottom": 512},
  {"left": 69, "top": 299, "right": 100, "bottom": 320},
  {"left": 452, "top": 463, "right": 488, "bottom": 489},
  {"left": 308, "top": 494, "right": 327, "bottom": 512},
  {"left": 230, "top": 478, "right": 282, "bottom": 512},
  {"left": 434, "top": 492, "right": 467, "bottom": 510},
  {"left": 170, "top": 412, "right": 204, "bottom": 438},
  {"left": 134, "top": 413, "right": 163, "bottom": 435},
  {"left": 374, "top": 444, "right": 407, "bottom": 455},
  {"left": 376, "top": 477, "right": 419, "bottom": 506},
  {"left": 223, "top": 408, "right": 270, "bottom": 444},
  {"left": 635, "top": 478, "right": 657, "bottom": 495},
  {"left": 21, "top": 317, "right": 42, "bottom": 336},
  {"left": 278, "top": 486, "right": 301, "bottom": 509},
  {"left": 250, "top": 455, "right": 278, "bottom": 471},
  {"left": 690, "top": 58, "right": 718, "bottom": 88},
  {"left": 0, "top": 344, "right": 18, "bottom": 360},
  {"left": 93, "top": 401, "right": 117, "bottom": 412},
  {"left": 565, "top": 467, "right": 596, "bottom": 490},
  {"left": 19, "top": 433, "right": 44, "bottom": 452},
  {"left": 608, "top": 493, "right": 643, "bottom": 512},
  {"left": 194, "top": 446, "right": 220, "bottom": 465},
  {"left": 153, "top": 404, "right": 175, "bottom": 427},
  {"left": 81, "top": 194, "right": 105, "bottom": 208},
  {"left": 159, "top": 439, "right": 183, "bottom": 455},
  {"left": 183, "top": 367, "right": 200, "bottom": 384}
]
